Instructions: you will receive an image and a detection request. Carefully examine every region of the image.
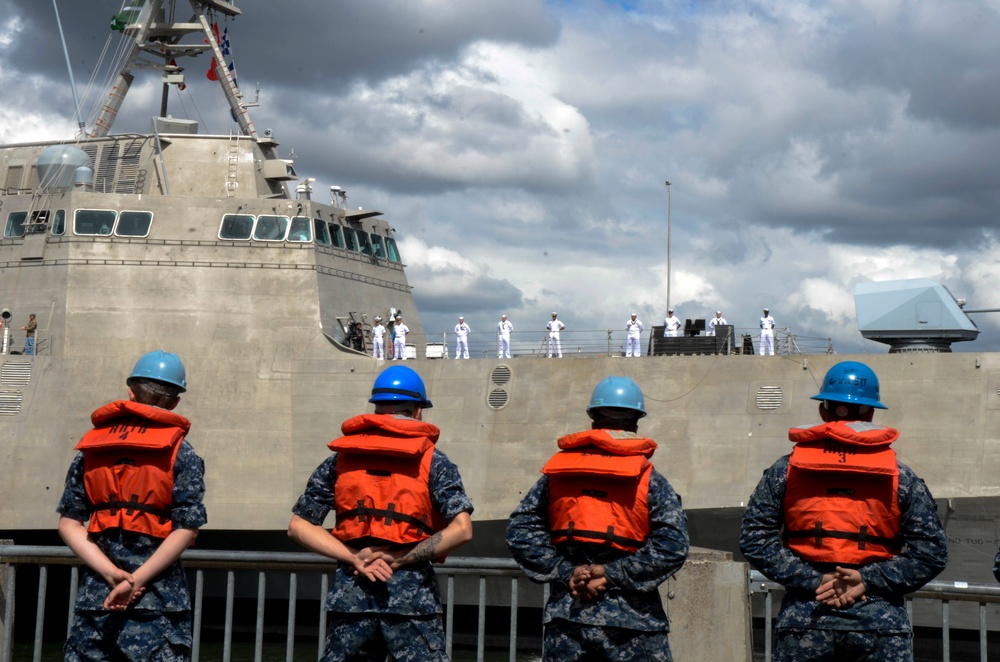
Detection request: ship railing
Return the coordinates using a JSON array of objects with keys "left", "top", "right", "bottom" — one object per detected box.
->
[
  {"left": 0, "top": 545, "right": 542, "bottom": 662},
  {"left": 416, "top": 327, "right": 835, "bottom": 359},
  {"left": 749, "top": 569, "right": 1000, "bottom": 662}
]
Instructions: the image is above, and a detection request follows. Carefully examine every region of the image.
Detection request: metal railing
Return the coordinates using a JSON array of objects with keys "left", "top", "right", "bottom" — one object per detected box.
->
[
  {"left": 0, "top": 546, "right": 545, "bottom": 662},
  {"left": 410, "top": 327, "right": 835, "bottom": 360},
  {"left": 749, "top": 570, "right": 1000, "bottom": 662}
]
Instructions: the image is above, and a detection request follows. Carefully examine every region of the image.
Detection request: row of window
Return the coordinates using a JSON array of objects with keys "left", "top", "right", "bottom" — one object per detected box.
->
[
  {"left": 4, "top": 209, "right": 150, "bottom": 238},
  {"left": 2, "top": 209, "right": 402, "bottom": 263},
  {"left": 219, "top": 214, "right": 401, "bottom": 261}
]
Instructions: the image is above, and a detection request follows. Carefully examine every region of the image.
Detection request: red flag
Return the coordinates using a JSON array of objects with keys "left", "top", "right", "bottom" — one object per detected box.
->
[{"left": 206, "top": 22, "right": 221, "bottom": 81}]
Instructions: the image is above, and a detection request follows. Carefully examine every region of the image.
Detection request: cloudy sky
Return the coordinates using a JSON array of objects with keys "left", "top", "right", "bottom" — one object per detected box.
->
[{"left": 3, "top": 0, "right": 1000, "bottom": 355}]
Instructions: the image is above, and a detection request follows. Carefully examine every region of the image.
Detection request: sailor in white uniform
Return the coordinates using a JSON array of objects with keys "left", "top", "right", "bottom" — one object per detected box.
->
[
  {"left": 759, "top": 308, "right": 775, "bottom": 355},
  {"left": 625, "top": 313, "right": 644, "bottom": 357},
  {"left": 663, "top": 309, "right": 681, "bottom": 337},
  {"left": 497, "top": 314, "right": 513, "bottom": 359},
  {"left": 393, "top": 316, "right": 409, "bottom": 360},
  {"left": 707, "top": 311, "right": 727, "bottom": 337},
  {"left": 454, "top": 316, "right": 471, "bottom": 359},
  {"left": 371, "top": 316, "right": 386, "bottom": 359},
  {"left": 546, "top": 312, "right": 565, "bottom": 358}
]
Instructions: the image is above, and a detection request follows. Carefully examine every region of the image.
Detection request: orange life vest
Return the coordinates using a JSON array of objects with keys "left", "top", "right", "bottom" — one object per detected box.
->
[
  {"left": 543, "top": 429, "right": 656, "bottom": 553},
  {"left": 783, "top": 420, "right": 902, "bottom": 564},
  {"left": 76, "top": 400, "right": 191, "bottom": 539},
  {"left": 329, "top": 414, "right": 444, "bottom": 546}
]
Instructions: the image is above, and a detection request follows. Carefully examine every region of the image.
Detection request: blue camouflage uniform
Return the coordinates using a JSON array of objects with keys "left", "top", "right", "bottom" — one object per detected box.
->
[
  {"left": 506, "top": 470, "right": 688, "bottom": 661},
  {"left": 740, "top": 452, "right": 947, "bottom": 662},
  {"left": 57, "top": 440, "right": 207, "bottom": 662},
  {"left": 291, "top": 449, "right": 473, "bottom": 662}
]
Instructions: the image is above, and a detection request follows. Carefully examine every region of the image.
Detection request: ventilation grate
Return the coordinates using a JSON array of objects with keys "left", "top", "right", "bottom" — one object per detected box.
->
[
  {"left": 755, "top": 385, "right": 783, "bottom": 410},
  {"left": 1, "top": 360, "right": 32, "bottom": 387},
  {"left": 488, "top": 388, "right": 509, "bottom": 409},
  {"left": 0, "top": 389, "right": 23, "bottom": 415},
  {"left": 491, "top": 365, "right": 512, "bottom": 386}
]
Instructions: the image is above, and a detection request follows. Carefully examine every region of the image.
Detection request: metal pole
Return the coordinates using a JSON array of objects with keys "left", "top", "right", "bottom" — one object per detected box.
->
[{"left": 665, "top": 181, "right": 672, "bottom": 314}]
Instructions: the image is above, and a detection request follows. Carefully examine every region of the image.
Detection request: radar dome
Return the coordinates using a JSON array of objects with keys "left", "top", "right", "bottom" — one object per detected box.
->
[{"left": 36, "top": 145, "right": 93, "bottom": 191}]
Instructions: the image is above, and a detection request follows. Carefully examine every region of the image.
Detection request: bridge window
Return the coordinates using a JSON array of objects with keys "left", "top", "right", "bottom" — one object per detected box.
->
[
  {"left": 371, "top": 235, "right": 385, "bottom": 259},
  {"left": 385, "top": 237, "right": 401, "bottom": 263},
  {"left": 219, "top": 214, "right": 254, "bottom": 240},
  {"left": 253, "top": 215, "right": 288, "bottom": 241},
  {"left": 51, "top": 210, "right": 66, "bottom": 236},
  {"left": 4, "top": 211, "right": 26, "bottom": 238},
  {"left": 115, "top": 211, "right": 152, "bottom": 237},
  {"left": 74, "top": 209, "right": 115, "bottom": 235},
  {"left": 343, "top": 226, "right": 359, "bottom": 252},
  {"left": 314, "top": 218, "right": 331, "bottom": 246},
  {"left": 329, "top": 224, "right": 344, "bottom": 249},
  {"left": 357, "top": 230, "right": 372, "bottom": 255},
  {"left": 288, "top": 216, "right": 312, "bottom": 242}
]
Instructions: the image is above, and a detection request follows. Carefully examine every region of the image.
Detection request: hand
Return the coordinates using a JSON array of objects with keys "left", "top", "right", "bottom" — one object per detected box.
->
[
  {"left": 569, "top": 564, "right": 607, "bottom": 602},
  {"left": 350, "top": 546, "right": 394, "bottom": 582},
  {"left": 816, "top": 566, "right": 866, "bottom": 608},
  {"left": 101, "top": 566, "right": 134, "bottom": 589},
  {"left": 103, "top": 578, "right": 146, "bottom": 610}
]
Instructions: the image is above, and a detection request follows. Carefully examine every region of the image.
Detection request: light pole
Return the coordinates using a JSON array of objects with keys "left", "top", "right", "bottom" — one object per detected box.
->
[{"left": 665, "top": 180, "right": 672, "bottom": 315}]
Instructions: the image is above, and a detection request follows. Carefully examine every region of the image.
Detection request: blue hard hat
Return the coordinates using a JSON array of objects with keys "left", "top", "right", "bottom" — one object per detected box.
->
[
  {"left": 128, "top": 350, "right": 187, "bottom": 393},
  {"left": 811, "top": 361, "right": 886, "bottom": 410},
  {"left": 369, "top": 365, "right": 432, "bottom": 408},
  {"left": 587, "top": 376, "right": 646, "bottom": 418}
]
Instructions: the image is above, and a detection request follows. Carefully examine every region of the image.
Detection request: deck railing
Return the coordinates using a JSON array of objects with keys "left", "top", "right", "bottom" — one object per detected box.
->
[
  {"left": 749, "top": 569, "right": 1000, "bottom": 662},
  {"left": 0, "top": 546, "right": 544, "bottom": 662}
]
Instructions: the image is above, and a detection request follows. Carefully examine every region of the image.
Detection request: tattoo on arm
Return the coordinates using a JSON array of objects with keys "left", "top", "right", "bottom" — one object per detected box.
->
[{"left": 400, "top": 531, "right": 443, "bottom": 565}]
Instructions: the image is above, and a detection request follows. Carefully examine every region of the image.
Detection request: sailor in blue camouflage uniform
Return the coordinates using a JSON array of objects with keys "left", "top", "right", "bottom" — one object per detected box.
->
[
  {"left": 740, "top": 361, "right": 947, "bottom": 662},
  {"left": 507, "top": 376, "right": 689, "bottom": 661},
  {"left": 288, "top": 365, "right": 473, "bottom": 661},
  {"left": 58, "top": 350, "right": 206, "bottom": 661}
]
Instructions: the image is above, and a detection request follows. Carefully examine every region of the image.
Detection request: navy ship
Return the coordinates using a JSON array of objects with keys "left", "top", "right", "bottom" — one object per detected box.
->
[{"left": 0, "top": 1, "right": 996, "bottom": 601}]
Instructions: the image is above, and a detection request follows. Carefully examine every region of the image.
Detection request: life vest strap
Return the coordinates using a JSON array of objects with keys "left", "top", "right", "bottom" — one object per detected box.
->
[
  {"left": 552, "top": 521, "right": 645, "bottom": 549},
  {"left": 337, "top": 500, "right": 434, "bottom": 536},
  {"left": 91, "top": 493, "right": 172, "bottom": 524},
  {"left": 783, "top": 522, "right": 902, "bottom": 552}
]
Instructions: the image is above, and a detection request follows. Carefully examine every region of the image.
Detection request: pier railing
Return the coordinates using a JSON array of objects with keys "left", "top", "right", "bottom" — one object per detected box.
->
[
  {"left": 0, "top": 545, "right": 540, "bottom": 662},
  {"left": 6, "top": 546, "right": 991, "bottom": 662},
  {"left": 749, "top": 570, "right": 1000, "bottom": 662}
]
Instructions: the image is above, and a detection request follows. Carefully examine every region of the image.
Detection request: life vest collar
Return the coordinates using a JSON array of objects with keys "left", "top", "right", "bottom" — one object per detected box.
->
[
  {"left": 89, "top": 399, "right": 191, "bottom": 433},
  {"left": 77, "top": 400, "right": 190, "bottom": 451},
  {"left": 557, "top": 428, "right": 657, "bottom": 458},
  {"left": 330, "top": 414, "right": 438, "bottom": 457},
  {"left": 340, "top": 413, "right": 440, "bottom": 442},
  {"left": 788, "top": 420, "right": 898, "bottom": 448}
]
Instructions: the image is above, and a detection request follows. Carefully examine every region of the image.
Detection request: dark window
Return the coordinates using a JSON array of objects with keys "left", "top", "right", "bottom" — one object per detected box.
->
[
  {"left": 219, "top": 214, "right": 254, "bottom": 240},
  {"left": 385, "top": 237, "right": 401, "bottom": 263},
  {"left": 115, "top": 211, "right": 152, "bottom": 237},
  {"left": 253, "top": 215, "right": 288, "bottom": 241},
  {"left": 51, "top": 210, "right": 66, "bottom": 236},
  {"left": 371, "top": 235, "right": 385, "bottom": 259},
  {"left": 329, "top": 223, "right": 344, "bottom": 249},
  {"left": 288, "top": 216, "right": 312, "bottom": 242},
  {"left": 4, "top": 211, "right": 26, "bottom": 238},
  {"left": 314, "top": 218, "right": 331, "bottom": 246},
  {"left": 343, "top": 226, "right": 359, "bottom": 252},
  {"left": 74, "top": 209, "right": 116, "bottom": 236},
  {"left": 357, "top": 231, "right": 372, "bottom": 256}
]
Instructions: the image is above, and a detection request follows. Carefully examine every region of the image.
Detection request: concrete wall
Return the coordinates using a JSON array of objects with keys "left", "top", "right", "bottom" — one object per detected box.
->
[{"left": 666, "top": 548, "right": 752, "bottom": 662}]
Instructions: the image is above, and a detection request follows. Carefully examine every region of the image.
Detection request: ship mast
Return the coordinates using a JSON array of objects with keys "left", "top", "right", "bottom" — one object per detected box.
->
[{"left": 91, "top": 0, "right": 255, "bottom": 139}]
